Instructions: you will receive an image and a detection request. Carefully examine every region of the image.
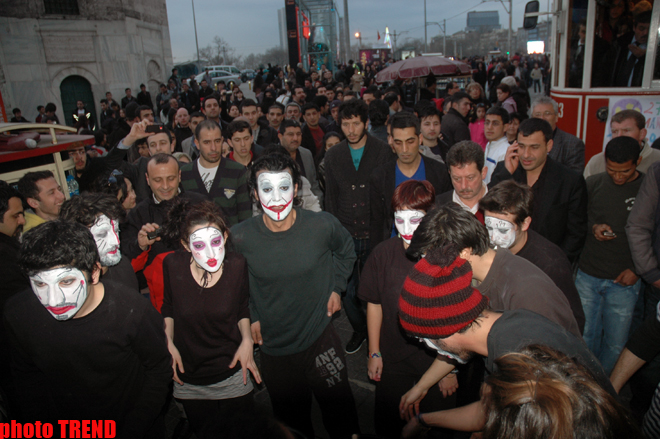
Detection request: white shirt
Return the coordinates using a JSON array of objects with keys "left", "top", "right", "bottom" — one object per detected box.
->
[
  {"left": 484, "top": 136, "right": 510, "bottom": 185},
  {"left": 452, "top": 183, "right": 488, "bottom": 215},
  {"left": 198, "top": 161, "right": 219, "bottom": 193}
]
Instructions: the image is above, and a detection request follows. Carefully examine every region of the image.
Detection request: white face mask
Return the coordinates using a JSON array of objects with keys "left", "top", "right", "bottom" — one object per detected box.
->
[
  {"left": 30, "top": 267, "right": 89, "bottom": 321},
  {"left": 189, "top": 226, "right": 226, "bottom": 273},
  {"left": 394, "top": 210, "right": 425, "bottom": 244},
  {"left": 485, "top": 216, "right": 517, "bottom": 249},
  {"left": 90, "top": 215, "right": 121, "bottom": 267},
  {"left": 421, "top": 338, "right": 468, "bottom": 365},
  {"left": 257, "top": 172, "right": 295, "bottom": 222}
]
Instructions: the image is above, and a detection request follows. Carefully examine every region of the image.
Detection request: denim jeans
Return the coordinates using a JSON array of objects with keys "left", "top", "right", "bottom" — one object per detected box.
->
[
  {"left": 575, "top": 269, "right": 642, "bottom": 374},
  {"left": 343, "top": 238, "right": 369, "bottom": 335}
]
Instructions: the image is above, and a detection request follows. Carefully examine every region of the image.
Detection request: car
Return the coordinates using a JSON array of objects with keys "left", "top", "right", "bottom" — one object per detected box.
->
[
  {"left": 203, "top": 65, "right": 241, "bottom": 75},
  {"left": 241, "top": 69, "right": 256, "bottom": 82},
  {"left": 193, "top": 70, "right": 242, "bottom": 89}
]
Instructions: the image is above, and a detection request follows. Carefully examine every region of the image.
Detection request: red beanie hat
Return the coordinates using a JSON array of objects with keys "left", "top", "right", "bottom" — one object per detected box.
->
[{"left": 398, "top": 245, "right": 489, "bottom": 339}]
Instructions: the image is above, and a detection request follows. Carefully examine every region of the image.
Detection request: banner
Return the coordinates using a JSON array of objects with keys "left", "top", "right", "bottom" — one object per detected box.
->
[{"left": 604, "top": 95, "right": 660, "bottom": 148}]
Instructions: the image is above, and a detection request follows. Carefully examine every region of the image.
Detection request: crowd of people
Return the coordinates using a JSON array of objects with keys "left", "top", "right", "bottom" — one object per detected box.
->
[{"left": 1, "top": 43, "right": 660, "bottom": 439}]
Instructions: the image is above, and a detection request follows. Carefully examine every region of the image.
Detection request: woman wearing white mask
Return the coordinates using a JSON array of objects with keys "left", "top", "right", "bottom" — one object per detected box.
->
[
  {"left": 160, "top": 200, "right": 261, "bottom": 439},
  {"left": 358, "top": 180, "right": 456, "bottom": 439}
]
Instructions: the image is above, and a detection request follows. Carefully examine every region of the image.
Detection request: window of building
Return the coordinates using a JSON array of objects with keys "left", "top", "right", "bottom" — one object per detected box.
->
[{"left": 44, "top": 0, "right": 80, "bottom": 15}]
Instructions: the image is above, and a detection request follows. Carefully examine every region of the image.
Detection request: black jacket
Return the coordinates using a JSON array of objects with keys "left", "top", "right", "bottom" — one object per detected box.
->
[
  {"left": 121, "top": 96, "right": 137, "bottom": 109},
  {"left": 490, "top": 157, "right": 588, "bottom": 263},
  {"left": 369, "top": 156, "right": 451, "bottom": 248},
  {"left": 324, "top": 134, "right": 393, "bottom": 238},
  {"left": 137, "top": 91, "right": 154, "bottom": 110},
  {"left": 255, "top": 120, "right": 278, "bottom": 148},
  {"left": 301, "top": 123, "right": 326, "bottom": 158},
  {"left": 598, "top": 32, "right": 645, "bottom": 87},
  {"left": 440, "top": 108, "right": 471, "bottom": 148}
]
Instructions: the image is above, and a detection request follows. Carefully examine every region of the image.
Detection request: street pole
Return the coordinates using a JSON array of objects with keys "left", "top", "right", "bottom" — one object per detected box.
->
[
  {"left": 443, "top": 19, "right": 446, "bottom": 56},
  {"left": 192, "top": 0, "right": 200, "bottom": 62},
  {"left": 508, "top": 0, "right": 512, "bottom": 56},
  {"left": 344, "top": 0, "right": 351, "bottom": 58},
  {"left": 424, "top": 0, "right": 428, "bottom": 53}
]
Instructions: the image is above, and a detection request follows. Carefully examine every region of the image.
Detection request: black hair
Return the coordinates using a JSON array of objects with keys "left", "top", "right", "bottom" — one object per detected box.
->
[
  {"left": 383, "top": 93, "right": 399, "bottom": 106},
  {"left": 302, "top": 102, "right": 320, "bottom": 114},
  {"left": 100, "top": 99, "right": 108, "bottom": 105},
  {"left": 368, "top": 100, "right": 390, "bottom": 128},
  {"left": 37, "top": 105, "right": 45, "bottom": 111},
  {"left": 605, "top": 136, "right": 641, "bottom": 164},
  {"left": 450, "top": 91, "right": 470, "bottom": 105},
  {"left": 12, "top": 108, "right": 20, "bottom": 115},
  {"left": 407, "top": 202, "right": 491, "bottom": 260},
  {"left": 140, "top": 83, "right": 146, "bottom": 88},
  {"left": 239, "top": 99, "right": 258, "bottom": 112},
  {"left": 518, "top": 118, "right": 553, "bottom": 143},
  {"left": 125, "top": 88, "right": 131, "bottom": 92},
  {"left": 486, "top": 106, "right": 510, "bottom": 124},
  {"left": 248, "top": 151, "right": 303, "bottom": 208},
  {"left": 148, "top": 153, "right": 178, "bottom": 168},
  {"left": 227, "top": 119, "right": 252, "bottom": 139},
  {"left": 314, "top": 95, "right": 328, "bottom": 108},
  {"left": 268, "top": 103, "right": 285, "bottom": 113},
  {"left": 278, "top": 118, "right": 302, "bottom": 135},
  {"left": 195, "top": 119, "right": 221, "bottom": 140},
  {"left": 138, "top": 105, "right": 152, "bottom": 117},
  {"left": 161, "top": 199, "right": 229, "bottom": 251},
  {"left": 510, "top": 112, "right": 528, "bottom": 123},
  {"left": 60, "top": 193, "right": 126, "bottom": 227},
  {"left": 479, "top": 180, "right": 533, "bottom": 227},
  {"left": 417, "top": 105, "right": 442, "bottom": 122},
  {"left": 124, "top": 102, "right": 140, "bottom": 120},
  {"left": 389, "top": 111, "right": 420, "bottom": 135},
  {"left": 92, "top": 170, "right": 131, "bottom": 204},
  {"left": 446, "top": 140, "right": 485, "bottom": 171},
  {"left": 19, "top": 220, "right": 100, "bottom": 276},
  {"left": 45, "top": 103, "right": 57, "bottom": 113},
  {"left": 203, "top": 95, "right": 219, "bottom": 108},
  {"left": 635, "top": 10, "right": 652, "bottom": 25},
  {"left": 17, "top": 171, "right": 55, "bottom": 200},
  {"left": 0, "top": 180, "right": 23, "bottom": 221},
  {"left": 338, "top": 99, "right": 369, "bottom": 124},
  {"left": 363, "top": 85, "right": 381, "bottom": 99}
]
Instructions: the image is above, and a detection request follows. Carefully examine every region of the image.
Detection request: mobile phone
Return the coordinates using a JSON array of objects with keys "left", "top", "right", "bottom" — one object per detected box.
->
[
  {"left": 146, "top": 124, "right": 165, "bottom": 134},
  {"left": 603, "top": 231, "right": 616, "bottom": 237},
  {"left": 147, "top": 228, "right": 161, "bottom": 240}
]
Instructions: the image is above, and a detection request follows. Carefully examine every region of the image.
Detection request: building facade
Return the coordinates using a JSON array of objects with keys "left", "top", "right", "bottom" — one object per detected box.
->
[{"left": 0, "top": 0, "right": 173, "bottom": 126}]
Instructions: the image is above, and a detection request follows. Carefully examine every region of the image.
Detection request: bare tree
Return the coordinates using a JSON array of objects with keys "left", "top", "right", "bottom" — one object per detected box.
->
[{"left": 199, "top": 36, "right": 243, "bottom": 66}]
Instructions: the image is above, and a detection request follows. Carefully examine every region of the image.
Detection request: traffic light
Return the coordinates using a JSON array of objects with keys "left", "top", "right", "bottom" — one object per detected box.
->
[{"left": 506, "top": 51, "right": 510, "bottom": 55}]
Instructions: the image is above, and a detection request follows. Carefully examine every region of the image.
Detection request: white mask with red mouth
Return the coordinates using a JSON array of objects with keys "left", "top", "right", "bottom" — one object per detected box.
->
[
  {"left": 394, "top": 210, "right": 425, "bottom": 244},
  {"left": 188, "top": 226, "right": 225, "bottom": 273},
  {"left": 90, "top": 215, "right": 121, "bottom": 267},
  {"left": 257, "top": 171, "right": 294, "bottom": 222},
  {"left": 29, "top": 267, "right": 88, "bottom": 321}
]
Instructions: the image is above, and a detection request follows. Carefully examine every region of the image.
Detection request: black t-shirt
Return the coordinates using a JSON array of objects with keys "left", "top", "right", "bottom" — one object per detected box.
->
[
  {"left": 516, "top": 230, "right": 586, "bottom": 333},
  {"left": 161, "top": 250, "right": 250, "bottom": 385},
  {"left": 101, "top": 255, "right": 139, "bottom": 292},
  {"left": 487, "top": 309, "right": 616, "bottom": 397},
  {"left": 3, "top": 281, "right": 171, "bottom": 438},
  {"left": 358, "top": 237, "right": 436, "bottom": 370},
  {"left": 478, "top": 249, "right": 581, "bottom": 337}
]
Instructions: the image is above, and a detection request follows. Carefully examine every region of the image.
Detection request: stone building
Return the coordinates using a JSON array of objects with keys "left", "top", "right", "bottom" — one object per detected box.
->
[{"left": 0, "top": 0, "right": 173, "bottom": 126}]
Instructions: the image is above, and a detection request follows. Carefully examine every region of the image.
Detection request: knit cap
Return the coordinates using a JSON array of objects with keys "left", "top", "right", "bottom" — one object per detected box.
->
[{"left": 398, "top": 244, "right": 489, "bottom": 339}]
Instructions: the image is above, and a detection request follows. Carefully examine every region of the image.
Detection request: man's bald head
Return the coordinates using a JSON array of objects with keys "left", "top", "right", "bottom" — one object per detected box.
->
[{"left": 175, "top": 108, "right": 190, "bottom": 127}]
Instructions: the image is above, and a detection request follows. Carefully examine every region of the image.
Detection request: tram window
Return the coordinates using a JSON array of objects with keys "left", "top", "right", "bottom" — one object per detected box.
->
[
  {"left": 567, "top": 0, "right": 589, "bottom": 88},
  {"left": 592, "top": 2, "right": 653, "bottom": 87}
]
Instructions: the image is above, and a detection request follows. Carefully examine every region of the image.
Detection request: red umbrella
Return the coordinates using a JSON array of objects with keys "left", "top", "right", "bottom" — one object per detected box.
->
[{"left": 375, "top": 56, "right": 472, "bottom": 83}]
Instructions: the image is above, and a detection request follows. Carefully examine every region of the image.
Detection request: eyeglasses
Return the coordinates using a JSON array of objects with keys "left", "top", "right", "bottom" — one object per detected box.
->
[
  {"left": 108, "top": 169, "right": 123, "bottom": 184},
  {"left": 532, "top": 111, "right": 556, "bottom": 117}
]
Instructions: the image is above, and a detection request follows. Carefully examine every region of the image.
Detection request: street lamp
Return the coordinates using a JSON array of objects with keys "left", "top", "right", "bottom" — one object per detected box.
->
[{"left": 354, "top": 31, "right": 362, "bottom": 50}]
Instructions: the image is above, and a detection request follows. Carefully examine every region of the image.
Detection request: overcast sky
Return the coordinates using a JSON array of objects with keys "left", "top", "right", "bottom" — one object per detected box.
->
[{"left": 165, "top": 0, "right": 541, "bottom": 63}]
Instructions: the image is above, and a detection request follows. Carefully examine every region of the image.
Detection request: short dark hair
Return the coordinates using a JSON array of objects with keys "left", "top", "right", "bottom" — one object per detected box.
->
[
  {"left": 239, "top": 99, "right": 258, "bottom": 112},
  {"left": 363, "top": 85, "right": 381, "bottom": 99},
  {"left": 518, "top": 118, "right": 553, "bottom": 143},
  {"left": 496, "top": 83, "right": 511, "bottom": 94},
  {"left": 313, "top": 95, "right": 328, "bottom": 108},
  {"left": 92, "top": 170, "right": 130, "bottom": 204},
  {"left": 100, "top": 99, "right": 109, "bottom": 105},
  {"left": 203, "top": 95, "right": 219, "bottom": 108},
  {"left": 635, "top": 10, "right": 652, "bottom": 25},
  {"left": 12, "top": 108, "right": 20, "bottom": 115},
  {"left": 302, "top": 102, "right": 320, "bottom": 114},
  {"left": 368, "top": 100, "right": 390, "bottom": 128},
  {"left": 45, "top": 103, "right": 56, "bottom": 113},
  {"left": 338, "top": 99, "right": 369, "bottom": 124},
  {"left": 605, "top": 136, "right": 641, "bottom": 164},
  {"left": 148, "top": 153, "right": 178, "bottom": 168},
  {"left": 279, "top": 118, "right": 302, "bottom": 135},
  {"left": 510, "top": 112, "right": 528, "bottom": 124},
  {"left": 140, "top": 83, "right": 146, "bottom": 88},
  {"left": 125, "top": 88, "right": 131, "bottom": 92},
  {"left": 248, "top": 151, "right": 303, "bottom": 209},
  {"left": 450, "top": 91, "right": 470, "bottom": 105},
  {"left": 268, "top": 103, "right": 285, "bottom": 114},
  {"left": 486, "top": 106, "right": 510, "bottom": 124},
  {"left": 19, "top": 220, "right": 100, "bottom": 277},
  {"left": 611, "top": 109, "right": 645, "bottom": 130},
  {"left": 37, "top": 105, "right": 45, "bottom": 111},
  {"left": 390, "top": 111, "right": 420, "bottom": 135},
  {"left": 383, "top": 93, "right": 399, "bottom": 106},
  {"left": 446, "top": 140, "right": 485, "bottom": 171},
  {"left": 190, "top": 111, "right": 204, "bottom": 119},
  {"left": 195, "top": 119, "right": 221, "bottom": 140},
  {"left": 17, "top": 171, "right": 55, "bottom": 200},
  {"left": 60, "top": 193, "right": 126, "bottom": 227},
  {"left": 479, "top": 180, "right": 533, "bottom": 227},
  {"left": 445, "top": 81, "right": 457, "bottom": 92},
  {"left": 227, "top": 119, "right": 252, "bottom": 139},
  {"left": 124, "top": 102, "right": 140, "bottom": 120},
  {"left": 407, "top": 202, "right": 491, "bottom": 260},
  {"left": 417, "top": 104, "right": 442, "bottom": 122},
  {"left": 0, "top": 181, "right": 23, "bottom": 221}
]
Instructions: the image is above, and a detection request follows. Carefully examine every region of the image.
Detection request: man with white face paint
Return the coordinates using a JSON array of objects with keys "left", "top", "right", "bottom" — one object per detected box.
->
[
  {"left": 231, "top": 152, "right": 360, "bottom": 439},
  {"left": 4, "top": 220, "right": 171, "bottom": 435},
  {"left": 60, "top": 193, "right": 139, "bottom": 291},
  {"left": 396, "top": 244, "right": 614, "bottom": 437}
]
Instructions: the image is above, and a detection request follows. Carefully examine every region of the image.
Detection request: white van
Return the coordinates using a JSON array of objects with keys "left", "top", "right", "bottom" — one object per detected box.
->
[{"left": 204, "top": 65, "right": 241, "bottom": 75}]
